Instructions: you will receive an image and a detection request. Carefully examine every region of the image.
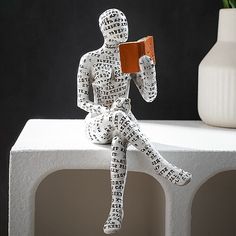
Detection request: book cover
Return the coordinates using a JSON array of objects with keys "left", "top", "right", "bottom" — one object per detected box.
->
[{"left": 119, "top": 36, "right": 156, "bottom": 73}]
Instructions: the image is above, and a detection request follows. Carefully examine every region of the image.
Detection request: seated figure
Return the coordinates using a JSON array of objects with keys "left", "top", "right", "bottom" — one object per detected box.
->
[{"left": 77, "top": 8, "right": 192, "bottom": 234}]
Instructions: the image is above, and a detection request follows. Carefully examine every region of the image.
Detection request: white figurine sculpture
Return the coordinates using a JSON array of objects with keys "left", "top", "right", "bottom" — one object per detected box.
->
[{"left": 77, "top": 8, "right": 192, "bottom": 234}]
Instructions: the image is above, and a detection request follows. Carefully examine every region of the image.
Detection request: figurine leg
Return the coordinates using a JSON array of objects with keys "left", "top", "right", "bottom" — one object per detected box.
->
[
  {"left": 104, "top": 135, "right": 128, "bottom": 234},
  {"left": 112, "top": 111, "right": 192, "bottom": 186}
]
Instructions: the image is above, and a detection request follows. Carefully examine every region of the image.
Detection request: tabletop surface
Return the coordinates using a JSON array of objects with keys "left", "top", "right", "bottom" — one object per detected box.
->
[{"left": 11, "top": 119, "right": 236, "bottom": 152}]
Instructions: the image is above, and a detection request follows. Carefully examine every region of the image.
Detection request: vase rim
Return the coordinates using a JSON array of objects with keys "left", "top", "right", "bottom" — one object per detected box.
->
[{"left": 218, "top": 8, "right": 236, "bottom": 42}]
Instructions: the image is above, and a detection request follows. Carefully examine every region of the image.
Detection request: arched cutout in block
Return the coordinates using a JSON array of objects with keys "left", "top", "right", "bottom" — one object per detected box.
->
[
  {"left": 35, "top": 170, "right": 165, "bottom": 236},
  {"left": 191, "top": 170, "right": 236, "bottom": 236}
]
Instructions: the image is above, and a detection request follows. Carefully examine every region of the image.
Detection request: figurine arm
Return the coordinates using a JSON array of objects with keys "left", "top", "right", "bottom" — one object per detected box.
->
[
  {"left": 132, "top": 55, "right": 157, "bottom": 102},
  {"left": 77, "top": 54, "right": 109, "bottom": 114}
]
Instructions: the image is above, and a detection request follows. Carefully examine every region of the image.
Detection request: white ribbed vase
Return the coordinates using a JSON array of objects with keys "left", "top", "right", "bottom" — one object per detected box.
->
[{"left": 198, "top": 9, "right": 236, "bottom": 128}]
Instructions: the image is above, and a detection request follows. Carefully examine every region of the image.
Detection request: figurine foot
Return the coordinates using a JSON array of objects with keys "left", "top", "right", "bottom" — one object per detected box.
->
[
  {"left": 168, "top": 169, "right": 192, "bottom": 186},
  {"left": 103, "top": 209, "right": 124, "bottom": 234},
  {"left": 156, "top": 159, "right": 192, "bottom": 186}
]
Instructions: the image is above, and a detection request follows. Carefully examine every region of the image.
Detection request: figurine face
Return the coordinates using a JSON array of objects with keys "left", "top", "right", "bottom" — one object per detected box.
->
[{"left": 99, "top": 9, "right": 129, "bottom": 44}]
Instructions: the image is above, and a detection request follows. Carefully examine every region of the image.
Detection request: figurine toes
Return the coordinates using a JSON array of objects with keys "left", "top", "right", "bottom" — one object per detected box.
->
[
  {"left": 103, "top": 209, "right": 124, "bottom": 234},
  {"left": 180, "top": 171, "right": 192, "bottom": 186},
  {"left": 170, "top": 170, "right": 192, "bottom": 186}
]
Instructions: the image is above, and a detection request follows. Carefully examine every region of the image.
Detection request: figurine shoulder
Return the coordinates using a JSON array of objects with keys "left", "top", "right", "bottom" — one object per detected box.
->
[
  {"left": 79, "top": 49, "right": 102, "bottom": 67},
  {"left": 79, "top": 52, "right": 93, "bottom": 66}
]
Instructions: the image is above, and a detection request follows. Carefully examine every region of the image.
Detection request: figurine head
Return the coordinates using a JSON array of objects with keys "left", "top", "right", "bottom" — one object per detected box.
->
[{"left": 99, "top": 9, "right": 129, "bottom": 45}]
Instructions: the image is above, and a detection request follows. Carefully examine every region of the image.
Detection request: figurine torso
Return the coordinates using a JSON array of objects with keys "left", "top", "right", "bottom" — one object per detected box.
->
[{"left": 88, "top": 47, "right": 131, "bottom": 108}]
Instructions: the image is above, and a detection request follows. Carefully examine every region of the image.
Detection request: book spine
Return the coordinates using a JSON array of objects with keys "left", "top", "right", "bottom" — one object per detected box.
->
[
  {"left": 137, "top": 41, "right": 145, "bottom": 72},
  {"left": 138, "top": 41, "right": 145, "bottom": 59},
  {"left": 146, "top": 36, "right": 155, "bottom": 64}
]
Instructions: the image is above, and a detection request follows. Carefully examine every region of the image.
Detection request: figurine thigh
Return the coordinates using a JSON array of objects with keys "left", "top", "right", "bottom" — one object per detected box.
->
[
  {"left": 85, "top": 113, "right": 114, "bottom": 144},
  {"left": 85, "top": 110, "right": 139, "bottom": 144}
]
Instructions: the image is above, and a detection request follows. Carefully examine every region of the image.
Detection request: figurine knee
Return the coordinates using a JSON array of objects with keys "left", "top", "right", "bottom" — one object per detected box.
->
[
  {"left": 111, "top": 136, "right": 127, "bottom": 150},
  {"left": 111, "top": 136, "right": 120, "bottom": 146}
]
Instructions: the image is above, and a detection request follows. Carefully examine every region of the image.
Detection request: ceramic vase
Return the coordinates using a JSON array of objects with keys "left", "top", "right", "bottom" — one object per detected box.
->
[{"left": 198, "top": 9, "right": 236, "bottom": 128}]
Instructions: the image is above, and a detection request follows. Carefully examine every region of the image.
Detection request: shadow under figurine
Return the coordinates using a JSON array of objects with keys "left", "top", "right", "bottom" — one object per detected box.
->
[{"left": 77, "top": 8, "right": 192, "bottom": 234}]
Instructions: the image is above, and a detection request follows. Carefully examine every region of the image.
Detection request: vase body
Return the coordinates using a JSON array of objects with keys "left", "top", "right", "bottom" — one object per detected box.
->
[{"left": 198, "top": 9, "right": 236, "bottom": 128}]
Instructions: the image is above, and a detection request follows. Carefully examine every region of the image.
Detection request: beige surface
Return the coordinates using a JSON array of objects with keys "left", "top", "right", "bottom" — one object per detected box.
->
[
  {"left": 35, "top": 170, "right": 236, "bottom": 236},
  {"left": 192, "top": 170, "right": 236, "bottom": 236},
  {"left": 35, "top": 170, "right": 165, "bottom": 236}
]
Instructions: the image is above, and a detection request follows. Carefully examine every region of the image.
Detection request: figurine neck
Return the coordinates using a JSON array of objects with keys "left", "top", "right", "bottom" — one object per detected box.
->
[{"left": 102, "top": 39, "right": 120, "bottom": 53}]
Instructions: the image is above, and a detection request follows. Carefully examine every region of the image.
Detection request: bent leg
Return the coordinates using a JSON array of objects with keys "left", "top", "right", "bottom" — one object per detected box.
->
[
  {"left": 112, "top": 110, "right": 192, "bottom": 186},
  {"left": 85, "top": 113, "right": 114, "bottom": 144},
  {"left": 103, "top": 135, "right": 128, "bottom": 234}
]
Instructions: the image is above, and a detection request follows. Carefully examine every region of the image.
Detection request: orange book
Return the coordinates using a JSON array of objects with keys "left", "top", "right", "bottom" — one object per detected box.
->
[{"left": 119, "top": 36, "right": 156, "bottom": 73}]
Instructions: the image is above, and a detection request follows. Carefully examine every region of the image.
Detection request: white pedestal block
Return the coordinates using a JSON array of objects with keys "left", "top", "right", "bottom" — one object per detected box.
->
[{"left": 9, "top": 120, "right": 236, "bottom": 236}]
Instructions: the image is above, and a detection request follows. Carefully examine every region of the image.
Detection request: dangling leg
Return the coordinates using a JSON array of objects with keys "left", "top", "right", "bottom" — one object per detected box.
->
[
  {"left": 112, "top": 111, "right": 192, "bottom": 186},
  {"left": 103, "top": 135, "right": 128, "bottom": 234}
]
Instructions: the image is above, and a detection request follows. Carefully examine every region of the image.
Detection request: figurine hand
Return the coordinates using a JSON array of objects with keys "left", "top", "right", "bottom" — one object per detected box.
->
[
  {"left": 111, "top": 98, "right": 131, "bottom": 114},
  {"left": 139, "top": 55, "right": 155, "bottom": 75}
]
